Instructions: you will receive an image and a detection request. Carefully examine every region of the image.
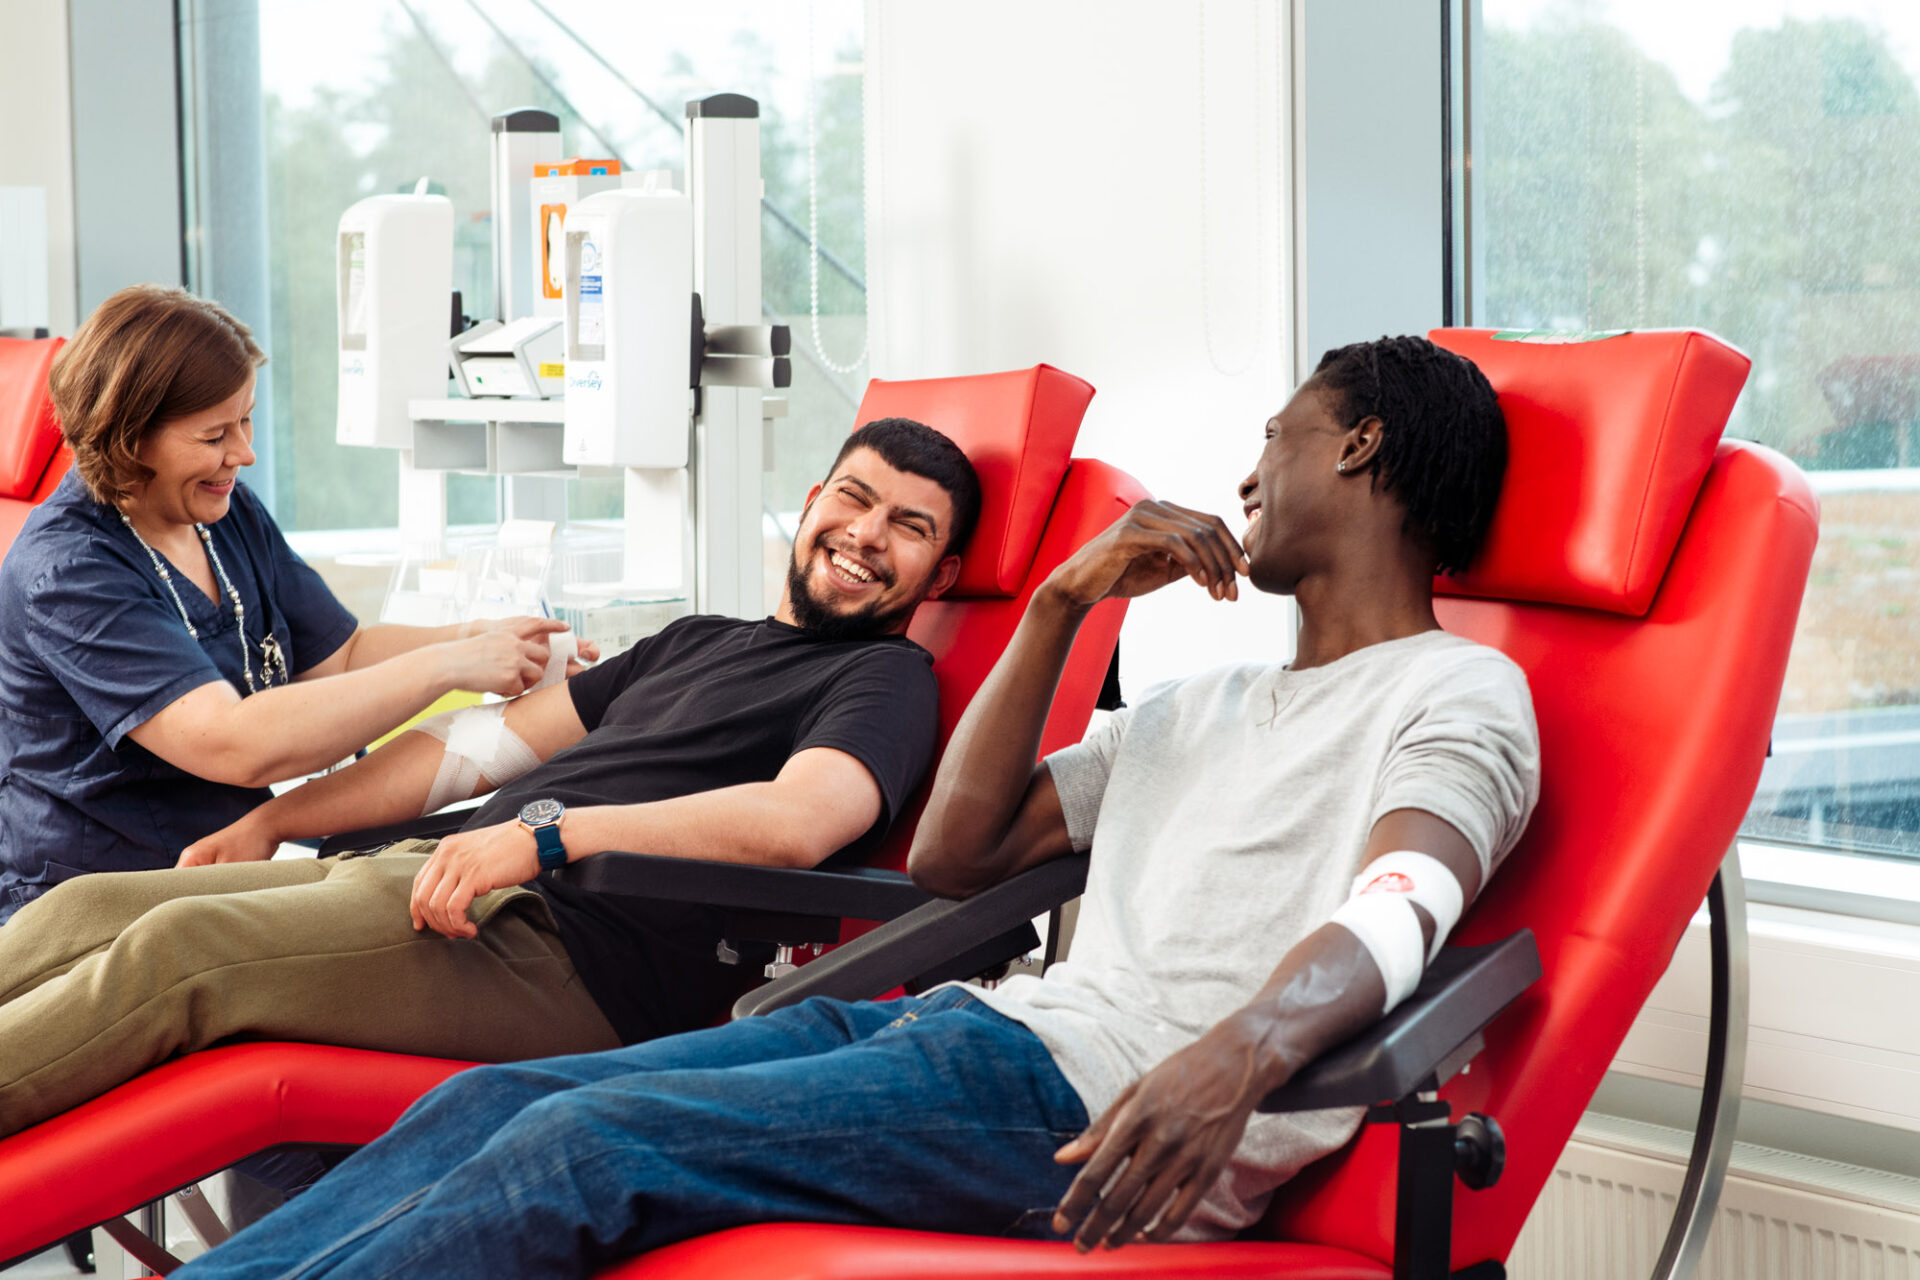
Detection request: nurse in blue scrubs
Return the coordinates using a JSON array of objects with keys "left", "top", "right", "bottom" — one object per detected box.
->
[{"left": 0, "top": 285, "right": 586, "bottom": 923}]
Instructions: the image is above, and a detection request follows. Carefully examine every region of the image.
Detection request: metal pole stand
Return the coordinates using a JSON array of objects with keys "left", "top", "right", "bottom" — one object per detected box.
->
[{"left": 1651, "top": 844, "right": 1750, "bottom": 1279}]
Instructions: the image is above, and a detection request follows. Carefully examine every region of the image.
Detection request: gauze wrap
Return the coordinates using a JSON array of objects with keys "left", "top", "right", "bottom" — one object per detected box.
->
[
  {"left": 410, "top": 703, "right": 541, "bottom": 815},
  {"left": 534, "top": 631, "right": 576, "bottom": 691},
  {"left": 1328, "top": 850, "right": 1469, "bottom": 1015}
]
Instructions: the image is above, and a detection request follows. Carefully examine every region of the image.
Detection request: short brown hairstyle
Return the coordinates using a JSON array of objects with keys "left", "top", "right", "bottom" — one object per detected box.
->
[{"left": 51, "top": 285, "right": 266, "bottom": 506}]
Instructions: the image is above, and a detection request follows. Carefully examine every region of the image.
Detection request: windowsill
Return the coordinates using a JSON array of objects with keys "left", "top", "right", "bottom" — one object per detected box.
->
[
  {"left": 1740, "top": 839, "right": 1920, "bottom": 926},
  {"left": 1801, "top": 465, "right": 1920, "bottom": 494},
  {"left": 284, "top": 513, "right": 801, "bottom": 563},
  {"left": 286, "top": 519, "right": 642, "bottom": 558},
  {"left": 1612, "top": 839, "right": 1920, "bottom": 1135},
  {"left": 283, "top": 522, "right": 519, "bottom": 561}
]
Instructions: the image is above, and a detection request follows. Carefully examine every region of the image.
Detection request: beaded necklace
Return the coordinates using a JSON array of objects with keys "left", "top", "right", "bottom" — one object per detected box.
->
[{"left": 118, "top": 510, "right": 288, "bottom": 694}]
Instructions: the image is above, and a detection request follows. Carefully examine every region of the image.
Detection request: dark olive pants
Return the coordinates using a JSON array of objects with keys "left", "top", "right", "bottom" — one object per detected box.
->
[{"left": 0, "top": 846, "right": 618, "bottom": 1137}]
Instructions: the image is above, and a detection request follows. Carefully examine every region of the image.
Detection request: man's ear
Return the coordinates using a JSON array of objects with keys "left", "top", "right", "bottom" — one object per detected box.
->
[
  {"left": 802, "top": 481, "right": 824, "bottom": 510},
  {"left": 923, "top": 554, "right": 964, "bottom": 602},
  {"left": 1337, "top": 414, "right": 1387, "bottom": 474}
]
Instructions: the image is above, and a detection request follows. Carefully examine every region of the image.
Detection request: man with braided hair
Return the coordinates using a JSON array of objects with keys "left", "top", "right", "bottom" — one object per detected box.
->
[{"left": 179, "top": 335, "right": 1539, "bottom": 1278}]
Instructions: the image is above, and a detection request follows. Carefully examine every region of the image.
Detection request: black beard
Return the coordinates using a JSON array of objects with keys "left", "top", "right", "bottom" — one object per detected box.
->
[{"left": 784, "top": 543, "right": 915, "bottom": 641}]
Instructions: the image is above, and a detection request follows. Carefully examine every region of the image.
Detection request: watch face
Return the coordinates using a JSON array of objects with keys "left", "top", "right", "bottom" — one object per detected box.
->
[{"left": 519, "top": 798, "right": 564, "bottom": 827}]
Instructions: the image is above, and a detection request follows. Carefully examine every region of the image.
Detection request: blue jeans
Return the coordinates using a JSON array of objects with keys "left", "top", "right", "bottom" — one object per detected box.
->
[{"left": 176, "top": 990, "right": 1090, "bottom": 1279}]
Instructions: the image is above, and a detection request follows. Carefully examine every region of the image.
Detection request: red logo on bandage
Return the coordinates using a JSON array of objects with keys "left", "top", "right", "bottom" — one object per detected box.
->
[{"left": 1361, "top": 872, "right": 1415, "bottom": 895}]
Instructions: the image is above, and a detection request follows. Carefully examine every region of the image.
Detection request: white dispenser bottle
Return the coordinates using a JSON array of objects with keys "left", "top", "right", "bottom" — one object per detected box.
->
[
  {"left": 560, "top": 188, "right": 694, "bottom": 469},
  {"left": 335, "top": 190, "right": 453, "bottom": 449}
]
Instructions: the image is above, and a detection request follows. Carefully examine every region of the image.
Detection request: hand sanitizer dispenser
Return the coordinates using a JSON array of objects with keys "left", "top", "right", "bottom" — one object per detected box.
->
[
  {"left": 560, "top": 188, "right": 694, "bottom": 469},
  {"left": 336, "top": 188, "right": 453, "bottom": 449},
  {"left": 532, "top": 159, "right": 624, "bottom": 322}
]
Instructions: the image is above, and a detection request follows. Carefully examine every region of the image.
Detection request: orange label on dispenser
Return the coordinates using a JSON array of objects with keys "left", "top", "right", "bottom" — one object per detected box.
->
[
  {"left": 533, "top": 159, "right": 622, "bottom": 178},
  {"left": 540, "top": 202, "right": 567, "bottom": 299}
]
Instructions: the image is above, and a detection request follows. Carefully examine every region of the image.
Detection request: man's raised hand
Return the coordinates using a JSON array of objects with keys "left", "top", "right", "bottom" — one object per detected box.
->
[{"left": 1044, "top": 500, "right": 1250, "bottom": 609}]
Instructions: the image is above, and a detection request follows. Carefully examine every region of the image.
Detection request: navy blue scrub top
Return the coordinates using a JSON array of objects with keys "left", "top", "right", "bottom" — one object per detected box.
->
[{"left": 0, "top": 473, "right": 357, "bottom": 922}]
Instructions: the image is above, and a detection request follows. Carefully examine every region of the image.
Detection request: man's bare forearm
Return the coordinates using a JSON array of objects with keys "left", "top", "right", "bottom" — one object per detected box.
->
[
  {"left": 557, "top": 745, "right": 881, "bottom": 869},
  {"left": 562, "top": 785, "right": 831, "bottom": 870},
  {"left": 908, "top": 584, "right": 1089, "bottom": 896},
  {"left": 240, "top": 732, "right": 449, "bottom": 846},
  {"left": 1048, "top": 920, "right": 1390, "bottom": 1252},
  {"left": 1052, "top": 813, "right": 1479, "bottom": 1250},
  {"left": 1216, "top": 923, "right": 1391, "bottom": 1095},
  {"left": 1170, "top": 815, "right": 1469, "bottom": 1106},
  {"left": 402, "top": 746, "right": 881, "bottom": 937},
  {"left": 912, "top": 499, "right": 1250, "bottom": 899}
]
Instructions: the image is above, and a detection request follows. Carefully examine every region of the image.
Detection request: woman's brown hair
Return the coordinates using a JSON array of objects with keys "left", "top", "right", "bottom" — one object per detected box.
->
[{"left": 50, "top": 285, "right": 266, "bottom": 506}]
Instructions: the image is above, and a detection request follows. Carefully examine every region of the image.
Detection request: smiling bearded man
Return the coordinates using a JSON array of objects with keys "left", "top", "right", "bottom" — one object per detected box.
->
[{"left": 0, "top": 418, "right": 980, "bottom": 1150}]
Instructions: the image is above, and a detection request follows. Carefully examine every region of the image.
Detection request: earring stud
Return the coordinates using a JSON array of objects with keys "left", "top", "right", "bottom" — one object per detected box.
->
[{"left": 1336, "top": 461, "right": 1347, "bottom": 472}]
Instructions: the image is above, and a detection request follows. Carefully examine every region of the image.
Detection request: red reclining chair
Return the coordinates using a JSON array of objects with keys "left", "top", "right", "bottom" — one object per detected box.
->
[
  {"left": 607, "top": 329, "right": 1819, "bottom": 1280},
  {"left": 0, "top": 364, "right": 1150, "bottom": 1270},
  {"left": 0, "top": 335, "right": 69, "bottom": 560}
]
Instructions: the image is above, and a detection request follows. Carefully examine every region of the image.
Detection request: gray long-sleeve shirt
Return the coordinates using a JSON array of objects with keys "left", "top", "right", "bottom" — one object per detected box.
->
[{"left": 968, "top": 629, "right": 1540, "bottom": 1239}]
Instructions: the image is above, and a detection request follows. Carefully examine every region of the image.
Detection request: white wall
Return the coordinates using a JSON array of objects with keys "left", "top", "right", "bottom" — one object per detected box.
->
[
  {"left": 866, "top": 0, "right": 1298, "bottom": 690},
  {"left": 0, "top": 0, "right": 78, "bottom": 336}
]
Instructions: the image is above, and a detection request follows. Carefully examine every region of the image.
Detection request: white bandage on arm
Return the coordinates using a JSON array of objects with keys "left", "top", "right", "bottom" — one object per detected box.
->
[
  {"left": 1328, "top": 850, "right": 1470, "bottom": 1015},
  {"left": 409, "top": 703, "right": 542, "bottom": 815},
  {"left": 534, "top": 631, "right": 577, "bottom": 691}
]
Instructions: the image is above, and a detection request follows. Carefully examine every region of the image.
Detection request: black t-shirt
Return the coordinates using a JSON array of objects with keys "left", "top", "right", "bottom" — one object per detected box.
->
[{"left": 468, "top": 614, "right": 938, "bottom": 1044}]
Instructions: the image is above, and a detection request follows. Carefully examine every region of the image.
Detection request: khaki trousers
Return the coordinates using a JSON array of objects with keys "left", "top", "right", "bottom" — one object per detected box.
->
[{"left": 0, "top": 846, "right": 619, "bottom": 1138}]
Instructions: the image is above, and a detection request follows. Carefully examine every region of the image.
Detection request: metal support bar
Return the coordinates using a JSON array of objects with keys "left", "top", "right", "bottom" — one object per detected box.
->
[
  {"left": 765, "top": 944, "right": 796, "bottom": 980},
  {"left": 699, "top": 354, "right": 791, "bottom": 389},
  {"left": 1393, "top": 1096, "right": 1458, "bottom": 1280},
  {"left": 704, "top": 323, "right": 791, "bottom": 356},
  {"left": 396, "top": 451, "right": 449, "bottom": 555},
  {"left": 1042, "top": 904, "right": 1066, "bottom": 970},
  {"left": 100, "top": 1212, "right": 181, "bottom": 1275},
  {"left": 173, "top": 1182, "right": 231, "bottom": 1249},
  {"left": 1651, "top": 843, "right": 1749, "bottom": 1280},
  {"left": 686, "top": 96, "right": 766, "bottom": 618}
]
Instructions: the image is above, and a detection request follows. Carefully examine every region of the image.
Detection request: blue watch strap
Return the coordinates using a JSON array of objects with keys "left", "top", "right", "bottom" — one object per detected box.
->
[{"left": 532, "top": 821, "right": 567, "bottom": 871}]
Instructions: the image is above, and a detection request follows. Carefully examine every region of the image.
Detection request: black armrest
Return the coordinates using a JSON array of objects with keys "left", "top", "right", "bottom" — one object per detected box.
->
[
  {"left": 738, "top": 874, "right": 1534, "bottom": 1112},
  {"left": 1258, "top": 930, "right": 1540, "bottom": 1113},
  {"left": 558, "top": 850, "right": 934, "bottom": 922},
  {"left": 733, "top": 854, "right": 1091, "bottom": 1018},
  {"left": 317, "top": 810, "right": 472, "bottom": 856}
]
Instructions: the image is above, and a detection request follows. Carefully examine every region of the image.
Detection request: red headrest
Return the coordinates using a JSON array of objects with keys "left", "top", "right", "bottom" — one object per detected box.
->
[
  {"left": 0, "top": 337, "right": 65, "bottom": 501},
  {"left": 1430, "top": 328, "right": 1750, "bottom": 616},
  {"left": 853, "top": 365, "right": 1093, "bottom": 598}
]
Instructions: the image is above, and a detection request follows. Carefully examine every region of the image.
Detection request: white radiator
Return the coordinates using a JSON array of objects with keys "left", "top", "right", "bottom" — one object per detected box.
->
[{"left": 1508, "top": 1117, "right": 1920, "bottom": 1279}]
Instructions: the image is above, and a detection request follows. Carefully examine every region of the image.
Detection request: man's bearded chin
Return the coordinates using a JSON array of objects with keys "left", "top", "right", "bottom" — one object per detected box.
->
[{"left": 784, "top": 541, "right": 917, "bottom": 641}]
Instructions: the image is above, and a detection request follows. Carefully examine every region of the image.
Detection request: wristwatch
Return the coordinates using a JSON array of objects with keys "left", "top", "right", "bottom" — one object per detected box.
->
[{"left": 518, "top": 798, "right": 568, "bottom": 872}]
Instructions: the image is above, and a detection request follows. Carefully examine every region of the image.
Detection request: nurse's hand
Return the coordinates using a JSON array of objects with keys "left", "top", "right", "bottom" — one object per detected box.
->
[
  {"left": 454, "top": 619, "right": 599, "bottom": 691},
  {"left": 179, "top": 814, "right": 278, "bottom": 867},
  {"left": 441, "top": 627, "right": 552, "bottom": 697},
  {"left": 409, "top": 820, "right": 542, "bottom": 939}
]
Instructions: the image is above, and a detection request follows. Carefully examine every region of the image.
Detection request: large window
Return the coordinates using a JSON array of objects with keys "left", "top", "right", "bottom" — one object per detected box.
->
[
  {"left": 1478, "top": 0, "right": 1920, "bottom": 858},
  {"left": 182, "top": 0, "right": 867, "bottom": 572}
]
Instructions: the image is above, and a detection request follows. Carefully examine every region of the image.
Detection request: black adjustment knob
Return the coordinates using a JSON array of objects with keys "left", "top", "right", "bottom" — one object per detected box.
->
[{"left": 1454, "top": 1113, "right": 1506, "bottom": 1190}]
